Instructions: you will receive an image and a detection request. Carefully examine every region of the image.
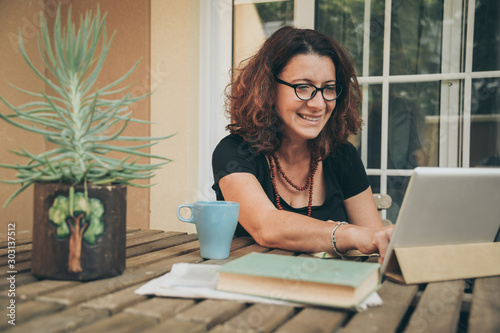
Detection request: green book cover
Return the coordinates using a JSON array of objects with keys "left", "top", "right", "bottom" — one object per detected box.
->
[{"left": 217, "top": 252, "right": 380, "bottom": 288}]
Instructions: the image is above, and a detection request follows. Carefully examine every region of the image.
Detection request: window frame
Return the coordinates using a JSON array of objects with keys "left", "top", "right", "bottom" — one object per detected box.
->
[{"left": 199, "top": 0, "right": 500, "bottom": 205}]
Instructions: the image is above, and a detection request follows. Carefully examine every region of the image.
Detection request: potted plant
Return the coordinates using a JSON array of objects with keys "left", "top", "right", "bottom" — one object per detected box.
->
[{"left": 0, "top": 6, "right": 171, "bottom": 280}]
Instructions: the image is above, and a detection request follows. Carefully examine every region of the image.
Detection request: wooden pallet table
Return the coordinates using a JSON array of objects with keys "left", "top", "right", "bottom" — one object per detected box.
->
[{"left": 1, "top": 229, "right": 498, "bottom": 332}]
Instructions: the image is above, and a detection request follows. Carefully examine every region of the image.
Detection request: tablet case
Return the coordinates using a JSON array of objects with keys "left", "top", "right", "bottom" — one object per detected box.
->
[{"left": 384, "top": 242, "right": 500, "bottom": 284}]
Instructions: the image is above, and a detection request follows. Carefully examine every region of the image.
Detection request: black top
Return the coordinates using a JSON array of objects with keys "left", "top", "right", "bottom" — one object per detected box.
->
[{"left": 212, "top": 134, "right": 370, "bottom": 236}]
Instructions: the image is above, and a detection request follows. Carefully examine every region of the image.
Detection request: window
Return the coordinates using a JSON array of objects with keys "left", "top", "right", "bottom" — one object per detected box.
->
[
  {"left": 313, "top": 0, "right": 500, "bottom": 220},
  {"left": 206, "top": 0, "right": 500, "bottom": 219}
]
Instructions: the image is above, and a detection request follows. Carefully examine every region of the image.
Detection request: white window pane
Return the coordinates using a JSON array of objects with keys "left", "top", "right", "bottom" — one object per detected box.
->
[
  {"left": 390, "top": 0, "right": 444, "bottom": 75},
  {"left": 365, "top": 84, "right": 383, "bottom": 169},
  {"left": 470, "top": 78, "right": 500, "bottom": 167},
  {"left": 473, "top": 0, "right": 500, "bottom": 72},
  {"left": 388, "top": 81, "right": 440, "bottom": 169},
  {"left": 316, "top": 0, "right": 385, "bottom": 77},
  {"left": 387, "top": 175, "right": 411, "bottom": 223}
]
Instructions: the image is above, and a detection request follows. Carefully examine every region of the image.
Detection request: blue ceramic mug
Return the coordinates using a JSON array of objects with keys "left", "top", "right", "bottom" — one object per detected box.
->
[{"left": 177, "top": 201, "right": 240, "bottom": 259}]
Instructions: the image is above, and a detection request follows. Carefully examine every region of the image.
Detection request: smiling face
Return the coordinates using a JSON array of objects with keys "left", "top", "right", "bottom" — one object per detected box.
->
[{"left": 274, "top": 53, "right": 337, "bottom": 144}]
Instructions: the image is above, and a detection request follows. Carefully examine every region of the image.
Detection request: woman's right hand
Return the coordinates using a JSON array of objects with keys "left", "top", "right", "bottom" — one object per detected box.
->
[{"left": 343, "top": 224, "right": 395, "bottom": 264}]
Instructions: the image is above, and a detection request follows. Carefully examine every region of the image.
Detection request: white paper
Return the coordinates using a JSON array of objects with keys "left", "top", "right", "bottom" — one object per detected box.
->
[{"left": 134, "top": 263, "right": 382, "bottom": 311}]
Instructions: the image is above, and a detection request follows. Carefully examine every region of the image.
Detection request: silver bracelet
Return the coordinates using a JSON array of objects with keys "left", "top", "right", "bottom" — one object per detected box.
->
[{"left": 331, "top": 221, "right": 349, "bottom": 259}]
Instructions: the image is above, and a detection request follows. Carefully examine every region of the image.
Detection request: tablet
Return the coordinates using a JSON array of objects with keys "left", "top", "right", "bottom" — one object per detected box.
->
[{"left": 380, "top": 167, "right": 500, "bottom": 276}]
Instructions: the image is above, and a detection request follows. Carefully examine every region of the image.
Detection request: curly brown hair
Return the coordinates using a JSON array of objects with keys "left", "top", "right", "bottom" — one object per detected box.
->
[{"left": 226, "top": 26, "right": 362, "bottom": 159}]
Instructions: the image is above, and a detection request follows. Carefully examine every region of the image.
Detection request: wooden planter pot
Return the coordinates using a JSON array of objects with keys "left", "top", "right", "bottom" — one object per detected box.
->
[{"left": 32, "top": 182, "right": 127, "bottom": 280}]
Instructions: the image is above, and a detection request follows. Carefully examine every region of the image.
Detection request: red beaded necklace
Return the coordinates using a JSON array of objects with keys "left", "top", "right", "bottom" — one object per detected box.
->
[{"left": 269, "top": 152, "right": 319, "bottom": 217}]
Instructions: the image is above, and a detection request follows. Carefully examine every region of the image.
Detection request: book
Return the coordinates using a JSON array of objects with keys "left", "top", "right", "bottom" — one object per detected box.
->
[{"left": 216, "top": 252, "right": 381, "bottom": 308}]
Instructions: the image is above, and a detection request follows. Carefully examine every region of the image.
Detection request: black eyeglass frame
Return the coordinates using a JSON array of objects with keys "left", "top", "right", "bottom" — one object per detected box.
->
[{"left": 274, "top": 76, "right": 343, "bottom": 101}]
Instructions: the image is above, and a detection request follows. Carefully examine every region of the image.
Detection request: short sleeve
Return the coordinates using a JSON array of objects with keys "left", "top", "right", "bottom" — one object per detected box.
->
[
  {"left": 339, "top": 143, "right": 370, "bottom": 199},
  {"left": 212, "top": 134, "right": 260, "bottom": 184},
  {"left": 212, "top": 135, "right": 272, "bottom": 236},
  {"left": 324, "top": 142, "right": 369, "bottom": 200}
]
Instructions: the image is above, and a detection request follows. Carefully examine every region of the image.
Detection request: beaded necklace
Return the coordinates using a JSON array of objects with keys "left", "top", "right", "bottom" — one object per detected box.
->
[{"left": 269, "top": 152, "right": 319, "bottom": 217}]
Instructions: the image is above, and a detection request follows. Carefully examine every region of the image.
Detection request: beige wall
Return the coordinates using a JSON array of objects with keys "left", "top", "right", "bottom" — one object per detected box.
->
[
  {"left": 150, "top": 0, "right": 199, "bottom": 233},
  {"left": 0, "top": 1, "right": 47, "bottom": 238},
  {"left": 0, "top": 0, "right": 200, "bottom": 237},
  {"left": 57, "top": 0, "right": 153, "bottom": 232},
  {"left": 233, "top": 4, "right": 265, "bottom": 69}
]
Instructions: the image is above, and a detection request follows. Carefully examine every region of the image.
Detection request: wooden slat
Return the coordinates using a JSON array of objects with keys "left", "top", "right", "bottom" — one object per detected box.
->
[
  {"left": 126, "top": 233, "right": 199, "bottom": 258},
  {"left": 0, "top": 297, "right": 11, "bottom": 331},
  {"left": 0, "top": 236, "right": 32, "bottom": 249},
  {"left": 126, "top": 230, "right": 174, "bottom": 248},
  {"left": 468, "top": 276, "right": 500, "bottom": 332},
  {"left": 208, "top": 325, "right": 243, "bottom": 333},
  {"left": 127, "top": 237, "right": 254, "bottom": 267},
  {"left": 0, "top": 250, "right": 31, "bottom": 266},
  {"left": 0, "top": 243, "right": 32, "bottom": 257},
  {"left": 141, "top": 318, "right": 207, "bottom": 333},
  {"left": 175, "top": 299, "right": 246, "bottom": 329},
  {"left": 342, "top": 280, "right": 418, "bottom": 333},
  {"left": 126, "top": 228, "right": 165, "bottom": 237},
  {"left": 15, "top": 300, "right": 66, "bottom": 325},
  {"left": 80, "top": 284, "right": 149, "bottom": 315},
  {"left": 126, "top": 240, "right": 201, "bottom": 268},
  {"left": 0, "top": 260, "right": 32, "bottom": 276},
  {"left": 0, "top": 272, "right": 38, "bottom": 290},
  {"left": 36, "top": 251, "right": 204, "bottom": 306},
  {"left": 123, "top": 298, "right": 196, "bottom": 321},
  {"left": 405, "top": 280, "right": 465, "bottom": 333},
  {"left": 128, "top": 236, "right": 255, "bottom": 268},
  {"left": 274, "top": 307, "right": 346, "bottom": 333},
  {"left": 76, "top": 312, "right": 157, "bottom": 333},
  {"left": 5, "top": 305, "right": 109, "bottom": 333},
  {"left": 16, "top": 280, "right": 81, "bottom": 302},
  {"left": 214, "top": 303, "right": 296, "bottom": 333}
]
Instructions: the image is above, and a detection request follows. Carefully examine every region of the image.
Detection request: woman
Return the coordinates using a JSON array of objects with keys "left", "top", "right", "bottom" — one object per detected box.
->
[{"left": 212, "top": 26, "right": 393, "bottom": 263}]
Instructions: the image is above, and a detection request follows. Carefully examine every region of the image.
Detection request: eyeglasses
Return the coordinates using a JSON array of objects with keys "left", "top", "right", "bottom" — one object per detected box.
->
[{"left": 274, "top": 76, "right": 342, "bottom": 101}]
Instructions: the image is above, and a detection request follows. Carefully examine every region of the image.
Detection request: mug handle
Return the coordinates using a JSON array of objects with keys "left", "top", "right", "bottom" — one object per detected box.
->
[{"left": 177, "top": 204, "right": 195, "bottom": 223}]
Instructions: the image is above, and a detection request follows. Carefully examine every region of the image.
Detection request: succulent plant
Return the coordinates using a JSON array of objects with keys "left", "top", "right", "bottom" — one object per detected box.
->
[{"left": 0, "top": 6, "right": 172, "bottom": 207}]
